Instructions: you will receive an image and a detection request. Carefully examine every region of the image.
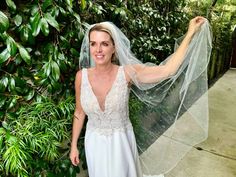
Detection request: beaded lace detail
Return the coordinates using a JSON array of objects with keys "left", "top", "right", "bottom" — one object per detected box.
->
[{"left": 80, "top": 66, "right": 133, "bottom": 136}]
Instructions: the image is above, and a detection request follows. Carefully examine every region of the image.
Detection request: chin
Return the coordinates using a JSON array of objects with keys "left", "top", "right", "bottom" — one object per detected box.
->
[{"left": 94, "top": 58, "right": 111, "bottom": 65}]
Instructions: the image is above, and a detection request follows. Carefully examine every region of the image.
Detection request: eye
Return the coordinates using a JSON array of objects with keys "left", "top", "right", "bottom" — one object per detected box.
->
[
  {"left": 90, "top": 42, "right": 96, "bottom": 47},
  {"left": 102, "top": 42, "right": 109, "bottom": 46}
]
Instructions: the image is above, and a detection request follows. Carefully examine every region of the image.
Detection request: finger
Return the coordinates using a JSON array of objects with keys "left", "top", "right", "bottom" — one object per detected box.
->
[
  {"left": 196, "top": 17, "right": 206, "bottom": 24},
  {"left": 75, "top": 155, "right": 80, "bottom": 165},
  {"left": 71, "top": 156, "right": 77, "bottom": 166},
  {"left": 73, "top": 159, "right": 79, "bottom": 166}
]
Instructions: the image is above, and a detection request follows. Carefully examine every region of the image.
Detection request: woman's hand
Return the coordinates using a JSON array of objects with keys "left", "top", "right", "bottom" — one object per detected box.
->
[
  {"left": 187, "top": 16, "right": 206, "bottom": 37},
  {"left": 70, "top": 147, "right": 80, "bottom": 166}
]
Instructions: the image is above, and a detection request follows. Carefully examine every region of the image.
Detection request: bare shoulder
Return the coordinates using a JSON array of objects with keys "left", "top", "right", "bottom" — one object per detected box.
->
[
  {"left": 123, "top": 65, "right": 132, "bottom": 83},
  {"left": 75, "top": 70, "right": 83, "bottom": 86},
  {"left": 123, "top": 64, "right": 144, "bottom": 84},
  {"left": 86, "top": 67, "right": 95, "bottom": 76}
]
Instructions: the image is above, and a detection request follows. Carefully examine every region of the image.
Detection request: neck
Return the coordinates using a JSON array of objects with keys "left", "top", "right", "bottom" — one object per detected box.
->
[{"left": 94, "top": 62, "right": 114, "bottom": 73}]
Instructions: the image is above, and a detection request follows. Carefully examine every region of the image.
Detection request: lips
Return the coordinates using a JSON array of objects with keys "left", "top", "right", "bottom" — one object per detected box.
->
[{"left": 95, "top": 54, "right": 104, "bottom": 59}]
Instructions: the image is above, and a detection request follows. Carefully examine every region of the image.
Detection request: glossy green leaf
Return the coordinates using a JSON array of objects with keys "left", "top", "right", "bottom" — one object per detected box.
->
[
  {"left": 0, "top": 84, "right": 4, "bottom": 92},
  {"left": 59, "top": 36, "right": 70, "bottom": 48},
  {"left": 35, "top": 94, "right": 43, "bottom": 102},
  {"left": 0, "top": 48, "right": 11, "bottom": 64},
  {"left": 15, "top": 76, "right": 27, "bottom": 87},
  {"left": 15, "top": 87, "right": 25, "bottom": 94},
  {"left": 78, "top": 28, "right": 84, "bottom": 40},
  {"left": 6, "top": 0, "right": 16, "bottom": 11},
  {"left": 0, "top": 127, "right": 6, "bottom": 135},
  {"left": 57, "top": 60, "right": 67, "bottom": 72},
  {"left": 66, "top": 0, "right": 73, "bottom": 8},
  {"left": 1, "top": 77, "right": 9, "bottom": 88},
  {"left": 8, "top": 97, "right": 17, "bottom": 110},
  {"left": 13, "top": 14, "right": 22, "bottom": 26},
  {"left": 58, "top": 53, "right": 65, "bottom": 60},
  {"left": 51, "top": 6, "right": 60, "bottom": 17},
  {"left": 9, "top": 77, "right": 15, "bottom": 92},
  {"left": 17, "top": 67, "right": 32, "bottom": 77},
  {"left": 75, "top": 166, "right": 80, "bottom": 173},
  {"left": 38, "top": 78, "right": 48, "bottom": 85},
  {"left": 81, "top": 0, "right": 86, "bottom": 10},
  {"left": 31, "top": 12, "right": 41, "bottom": 36},
  {"left": 41, "top": 18, "right": 49, "bottom": 36},
  {"left": 0, "top": 77, "right": 8, "bottom": 93},
  {"left": 0, "top": 97, "right": 7, "bottom": 108},
  {"left": 51, "top": 61, "right": 60, "bottom": 81},
  {"left": 43, "top": 62, "right": 51, "bottom": 76},
  {"left": 0, "top": 83, "right": 6, "bottom": 92},
  {"left": 59, "top": 6, "right": 67, "bottom": 16},
  {"left": 50, "top": 77, "right": 61, "bottom": 90},
  {"left": 20, "top": 25, "right": 29, "bottom": 42},
  {"left": 73, "top": 13, "right": 81, "bottom": 23},
  {"left": 47, "top": 84, "right": 53, "bottom": 93},
  {"left": 45, "top": 13, "right": 60, "bottom": 31},
  {"left": 42, "top": 0, "right": 53, "bottom": 11},
  {"left": 0, "top": 135, "right": 3, "bottom": 150},
  {"left": 6, "top": 36, "right": 17, "bottom": 56},
  {"left": 18, "top": 46, "right": 31, "bottom": 65},
  {"left": 0, "top": 11, "right": 9, "bottom": 33},
  {"left": 68, "top": 166, "right": 76, "bottom": 177},
  {"left": 0, "top": 112, "right": 4, "bottom": 120},
  {"left": 5, "top": 133, "right": 18, "bottom": 144},
  {"left": 53, "top": 46, "right": 59, "bottom": 59},
  {"left": 15, "top": 54, "right": 22, "bottom": 65},
  {"left": 2, "top": 121, "right": 9, "bottom": 130},
  {"left": 0, "top": 32, "right": 8, "bottom": 41},
  {"left": 70, "top": 48, "right": 80, "bottom": 57},
  {"left": 31, "top": 5, "right": 39, "bottom": 16},
  {"left": 24, "top": 89, "right": 35, "bottom": 101},
  {"left": 20, "top": 25, "right": 35, "bottom": 44}
]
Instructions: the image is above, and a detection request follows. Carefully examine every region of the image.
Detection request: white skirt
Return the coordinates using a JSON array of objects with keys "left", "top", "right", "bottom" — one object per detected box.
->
[
  {"left": 85, "top": 128, "right": 143, "bottom": 177},
  {"left": 85, "top": 129, "right": 165, "bottom": 177}
]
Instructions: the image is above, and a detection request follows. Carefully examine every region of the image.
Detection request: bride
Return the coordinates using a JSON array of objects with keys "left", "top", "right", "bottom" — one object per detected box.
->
[{"left": 70, "top": 16, "right": 211, "bottom": 177}]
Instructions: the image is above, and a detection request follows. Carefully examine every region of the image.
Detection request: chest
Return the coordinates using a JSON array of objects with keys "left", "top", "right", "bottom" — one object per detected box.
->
[
  {"left": 80, "top": 68, "right": 130, "bottom": 114},
  {"left": 89, "top": 76, "right": 115, "bottom": 98}
]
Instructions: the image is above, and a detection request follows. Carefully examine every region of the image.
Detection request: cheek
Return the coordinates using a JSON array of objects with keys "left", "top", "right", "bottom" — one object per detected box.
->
[
  {"left": 89, "top": 47, "right": 95, "bottom": 54},
  {"left": 104, "top": 47, "right": 114, "bottom": 55},
  {"left": 108, "top": 50, "right": 115, "bottom": 57},
  {"left": 110, "top": 47, "right": 115, "bottom": 55}
]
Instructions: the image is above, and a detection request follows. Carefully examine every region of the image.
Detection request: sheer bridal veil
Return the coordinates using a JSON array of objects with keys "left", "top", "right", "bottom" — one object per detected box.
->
[{"left": 79, "top": 20, "right": 212, "bottom": 175}]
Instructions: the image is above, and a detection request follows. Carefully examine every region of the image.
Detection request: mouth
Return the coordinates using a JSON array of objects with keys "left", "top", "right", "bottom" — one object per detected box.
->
[{"left": 95, "top": 54, "right": 104, "bottom": 59}]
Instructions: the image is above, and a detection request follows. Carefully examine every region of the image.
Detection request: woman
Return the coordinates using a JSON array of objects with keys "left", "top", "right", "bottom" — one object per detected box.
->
[{"left": 70, "top": 16, "right": 212, "bottom": 177}]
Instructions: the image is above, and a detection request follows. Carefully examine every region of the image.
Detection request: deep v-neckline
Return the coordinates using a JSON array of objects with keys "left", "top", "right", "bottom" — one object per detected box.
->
[{"left": 86, "top": 66, "right": 121, "bottom": 113}]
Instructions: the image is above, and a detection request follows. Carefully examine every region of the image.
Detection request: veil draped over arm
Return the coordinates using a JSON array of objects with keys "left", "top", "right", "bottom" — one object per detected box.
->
[{"left": 79, "top": 21, "right": 212, "bottom": 175}]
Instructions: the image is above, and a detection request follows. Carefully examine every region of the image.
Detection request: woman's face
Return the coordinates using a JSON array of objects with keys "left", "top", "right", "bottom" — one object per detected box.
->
[{"left": 89, "top": 30, "right": 115, "bottom": 66}]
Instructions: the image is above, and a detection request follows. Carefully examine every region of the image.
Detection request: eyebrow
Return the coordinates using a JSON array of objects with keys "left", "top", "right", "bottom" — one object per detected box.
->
[{"left": 89, "top": 40, "right": 111, "bottom": 43}]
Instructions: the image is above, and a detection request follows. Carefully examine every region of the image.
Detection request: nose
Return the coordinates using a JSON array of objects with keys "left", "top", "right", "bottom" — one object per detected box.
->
[{"left": 96, "top": 44, "right": 102, "bottom": 52}]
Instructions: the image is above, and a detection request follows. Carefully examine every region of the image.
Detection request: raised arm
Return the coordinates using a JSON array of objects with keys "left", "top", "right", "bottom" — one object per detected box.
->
[
  {"left": 132, "top": 16, "right": 206, "bottom": 84},
  {"left": 70, "top": 70, "right": 86, "bottom": 166}
]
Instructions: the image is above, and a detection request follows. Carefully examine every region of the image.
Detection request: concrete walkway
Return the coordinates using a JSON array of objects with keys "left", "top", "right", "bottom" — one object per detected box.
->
[
  {"left": 77, "top": 69, "right": 236, "bottom": 177},
  {"left": 166, "top": 69, "right": 236, "bottom": 177}
]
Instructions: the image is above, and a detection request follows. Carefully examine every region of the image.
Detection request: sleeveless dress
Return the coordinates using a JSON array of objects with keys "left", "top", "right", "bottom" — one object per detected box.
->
[{"left": 80, "top": 66, "right": 164, "bottom": 177}]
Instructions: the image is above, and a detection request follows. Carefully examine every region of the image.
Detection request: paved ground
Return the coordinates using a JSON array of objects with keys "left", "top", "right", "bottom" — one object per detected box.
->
[
  {"left": 166, "top": 69, "right": 236, "bottom": 177},
  {"left": 77, "top": 69, "right": 236, "bottom": 177}
]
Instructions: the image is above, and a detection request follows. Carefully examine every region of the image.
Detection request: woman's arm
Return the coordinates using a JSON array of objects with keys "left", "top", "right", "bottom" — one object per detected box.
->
[
  {"left": 70, "top": 71, "right": 86, "bottom": 166},
  {"left": 132, "top": 16, "right": 206, "bottom": 84}
]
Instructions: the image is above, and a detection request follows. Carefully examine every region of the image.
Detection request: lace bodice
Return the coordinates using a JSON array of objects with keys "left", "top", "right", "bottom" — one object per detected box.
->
[{"left": 80, "top": 66, "right": 133, "bottom": 136}]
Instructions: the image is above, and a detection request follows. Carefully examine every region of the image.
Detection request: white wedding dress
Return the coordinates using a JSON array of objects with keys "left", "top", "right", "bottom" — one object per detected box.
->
[{"left": 80, "top": 66, "right": 164, "bottom": 177}]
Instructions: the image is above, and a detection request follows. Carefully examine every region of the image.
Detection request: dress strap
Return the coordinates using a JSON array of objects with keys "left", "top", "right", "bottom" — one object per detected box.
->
[
  {"left": 119, "top": 66, "right": 129, "bottom": 86},
  {"left": 81, "top": 68, "right": 88, "bottom": 88},
  {"left": 82, "top": 66, "right": 126, "bottom": 87}
]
